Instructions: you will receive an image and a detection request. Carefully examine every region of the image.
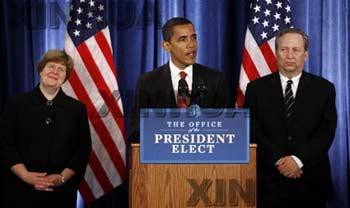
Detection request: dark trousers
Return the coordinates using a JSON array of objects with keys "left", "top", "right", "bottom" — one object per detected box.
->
[{"left": 260, "top": 198, "right": 326, "bottom": 208}]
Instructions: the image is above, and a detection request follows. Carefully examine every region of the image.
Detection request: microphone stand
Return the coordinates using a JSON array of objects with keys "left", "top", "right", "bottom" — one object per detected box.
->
[{"left": 197, "top": 84, "right": 206, "bottom": 107}]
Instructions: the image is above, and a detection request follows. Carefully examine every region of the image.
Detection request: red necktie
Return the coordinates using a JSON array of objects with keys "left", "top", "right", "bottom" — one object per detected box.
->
[{"left": 177, "top": 71, "right": 190, "bottom": 108}]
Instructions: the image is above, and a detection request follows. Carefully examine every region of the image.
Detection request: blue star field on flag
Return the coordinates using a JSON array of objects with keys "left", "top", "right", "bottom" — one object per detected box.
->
[
  {"left": 67, "top": 0, "right": 107, "bottom": 46},
  {"left": 248, "top": 0, "right": 293, "bottom": 45}
]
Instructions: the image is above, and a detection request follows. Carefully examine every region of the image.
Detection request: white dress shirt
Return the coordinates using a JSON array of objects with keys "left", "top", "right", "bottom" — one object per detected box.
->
[
  {"left": 279, "top": 72, "right": 301, "bottom": 97},
  {"left": 278, "top": 72, "right": 304, "bottom": 168},
  {"left": 169, "top": 59, "right": 193, "bottom": 101}
]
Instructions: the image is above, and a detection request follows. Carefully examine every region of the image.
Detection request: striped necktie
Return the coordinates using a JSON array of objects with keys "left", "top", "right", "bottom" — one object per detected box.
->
[
  {"left": 177, "top": 71, "right": 190, "bottom": 108},
  {"left": 284, "top": 79, "right": 294, "bottom": 119}
]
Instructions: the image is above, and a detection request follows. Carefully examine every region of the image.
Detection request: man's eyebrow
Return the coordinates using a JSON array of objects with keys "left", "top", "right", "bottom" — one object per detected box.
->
[{"left": 177, "top": 35, "right": 188, "bottom": 40}]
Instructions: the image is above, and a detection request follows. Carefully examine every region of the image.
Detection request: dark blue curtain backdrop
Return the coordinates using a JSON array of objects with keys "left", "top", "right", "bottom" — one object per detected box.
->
[{"left": 0, "top": 0, "right": 349, "bottom": 207}]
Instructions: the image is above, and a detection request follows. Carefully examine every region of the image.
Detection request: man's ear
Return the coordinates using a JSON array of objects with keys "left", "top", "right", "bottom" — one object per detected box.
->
[
  {"left": 304, "top": 50, "right": 309, "bottom": 61},
  {"left": 162, "top": 40, "right": 171, "bottom": 52}
]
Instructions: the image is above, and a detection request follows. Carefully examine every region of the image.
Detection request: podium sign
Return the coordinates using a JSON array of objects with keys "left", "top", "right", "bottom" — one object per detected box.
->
[{"left": 140, "top": 107, "right": 249, "bottom": 163}]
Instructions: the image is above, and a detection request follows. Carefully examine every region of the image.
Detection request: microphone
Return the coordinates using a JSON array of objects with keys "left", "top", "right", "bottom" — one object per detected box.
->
[
  {"left": 197, "top": 83, "right": 207, "bottom": 98},
  {"left": 192, "top": 79, "right": 206, "bottom": 106},
  {"left": 178, "top": 79, "right": 190, "bottom": 97}
]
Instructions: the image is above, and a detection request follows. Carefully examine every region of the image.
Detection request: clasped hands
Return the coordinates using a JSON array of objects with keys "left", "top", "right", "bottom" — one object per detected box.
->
[
  {"left": 275, "top": 156, "right": 303, "bottom": 179},
  {"left": 22, "top": 171, "right": 64, "bottom": 192}
]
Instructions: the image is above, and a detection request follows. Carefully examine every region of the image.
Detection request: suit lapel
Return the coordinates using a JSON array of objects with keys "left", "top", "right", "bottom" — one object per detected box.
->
[
  {"left": 160, "top": 63, "right": 177, "bottom": 107},
  {"left": 293, "top": 71, "right": 311, "bottom": 117},
  {"left": 191, "top": 64, "right": 207, "bottom": 106},
  {"left": 192, "top": 64, "right": 199, "bottom": 92},
  {"left": 269, "top": 72, "right": 286, "bottom": 121}
]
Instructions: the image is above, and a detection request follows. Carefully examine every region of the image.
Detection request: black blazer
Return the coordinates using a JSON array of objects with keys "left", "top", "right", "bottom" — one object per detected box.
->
[
  {"left": 244, "top": 71, "right": 337, "bottom": 202},
  {"left": 0, "top": 87, "right": 91, "bottom": 207},
  {"left": 131, "top": 63, "right": 232, "bottom": 141}
]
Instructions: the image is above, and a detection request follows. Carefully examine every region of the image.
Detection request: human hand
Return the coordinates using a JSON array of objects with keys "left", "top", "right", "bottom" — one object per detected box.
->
[
  {"left": 22, "top": 171, "right": 54, "bottom": 191},
  {"left": 276, "top": 156, "right": 303, "bottom": 179},
  {"left": 43, "top": 174, "right": 64, "bottom": 187}
]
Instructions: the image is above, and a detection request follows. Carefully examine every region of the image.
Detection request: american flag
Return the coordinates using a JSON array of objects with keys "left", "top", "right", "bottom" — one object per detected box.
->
[
  {"left": 62, "top": 0, "right": 126, "bottom": 203},
  {"left": 236, "top": 0, "right": 293, "bottom": 107}
]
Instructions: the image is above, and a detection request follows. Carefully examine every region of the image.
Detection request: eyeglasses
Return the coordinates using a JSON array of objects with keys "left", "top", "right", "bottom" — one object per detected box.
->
[{"left": 45, "top": 63, "right": 67, "bottom": 74}]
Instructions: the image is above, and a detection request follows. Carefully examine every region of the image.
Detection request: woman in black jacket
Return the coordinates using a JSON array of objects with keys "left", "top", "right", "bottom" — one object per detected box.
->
[{"left": 0, "top": 49, "right": 92, "bottom": 208}]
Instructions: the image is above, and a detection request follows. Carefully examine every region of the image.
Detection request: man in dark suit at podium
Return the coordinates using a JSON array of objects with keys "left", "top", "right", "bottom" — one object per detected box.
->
[
  {"left": 131, "top": 17, "right": 232, "bottom": 141},
  {"left": 244, "top": 28, "right": 337, "bottom": 208}
]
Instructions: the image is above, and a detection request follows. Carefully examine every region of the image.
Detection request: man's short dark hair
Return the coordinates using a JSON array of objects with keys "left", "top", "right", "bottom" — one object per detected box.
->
[
  {"left": 162, "top": 17, "right": 193, "bottom": 42},
  {"left": 275, "top": 28, "right": 309, "bottom": 51}
]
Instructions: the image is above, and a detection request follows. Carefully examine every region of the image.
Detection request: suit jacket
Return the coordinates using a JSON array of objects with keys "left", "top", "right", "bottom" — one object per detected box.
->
[
  {"left": 0, "top": 87, "right": 92, "bottom": 208},
  {"left": 244, "top": 71, "right": 337, "bottom": 205},
  {"left": 130, "top": 63, "right": 232, "bottom": 141}
]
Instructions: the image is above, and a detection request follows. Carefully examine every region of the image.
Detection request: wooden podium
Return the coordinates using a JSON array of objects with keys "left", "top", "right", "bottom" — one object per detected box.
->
[{"left": 129, "top": 143, "right": 257, "bottom": 208}]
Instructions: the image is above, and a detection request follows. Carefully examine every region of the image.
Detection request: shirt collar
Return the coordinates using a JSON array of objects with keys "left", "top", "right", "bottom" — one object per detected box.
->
[
  {"left": 169, "top": 59, "right": 193, "bottom": 79},
  {"left": 279, "top": 72, "right": 302, "bottom": 84}
]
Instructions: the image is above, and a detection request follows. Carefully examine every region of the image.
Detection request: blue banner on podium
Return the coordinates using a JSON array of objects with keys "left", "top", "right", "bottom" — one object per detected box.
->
[{"left": 140, "top": 106, "right": 250, "bottom": 163}]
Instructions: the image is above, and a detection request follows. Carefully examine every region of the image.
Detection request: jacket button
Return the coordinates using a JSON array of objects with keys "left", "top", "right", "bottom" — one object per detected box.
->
[{"left": 288, "top": 136, "right": 293, "bottom": 141}]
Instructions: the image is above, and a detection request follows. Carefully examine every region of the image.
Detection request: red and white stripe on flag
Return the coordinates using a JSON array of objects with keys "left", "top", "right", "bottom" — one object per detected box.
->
[
  {"left": 62, "top": 0, "right": 126, "bottom": 204},
  {"left": 236, "top": 0, "right": 292, "bottom": 107}
]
